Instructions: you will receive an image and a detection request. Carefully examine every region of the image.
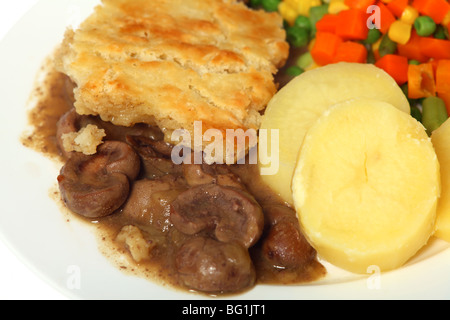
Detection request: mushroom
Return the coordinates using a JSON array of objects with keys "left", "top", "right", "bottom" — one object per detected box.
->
[
  {"left": 57, "top": 141, "right": 141, "bottom": 218},
  {"left": 170, "top": 184, "right": 264, "bottom": 248},
  {"left": 56, "top": 108, "right": 80, "bottom": 159},
  {"left": 261, "top": 204, "right": 316, "bottom": 269},
  {"left": 182, "top": 163, "right": 244, "bottom": 189},
  {"left": 175, "top": 236, "right": 255, "bottom": 293},
  {"left": 182, "top": 164, "right": 216, "bottom": 186},
  {"left": 56, "top": 109, "right": 107, "bottom": 158},
  {"left": 56, "top": 109, "right": 165, "bottom": 159},
  {"left": 120, "top": 176, "right": 187, "bottom": 231},
  {"left": 126, "top": 135, "right": 182, "bottom": 179}
]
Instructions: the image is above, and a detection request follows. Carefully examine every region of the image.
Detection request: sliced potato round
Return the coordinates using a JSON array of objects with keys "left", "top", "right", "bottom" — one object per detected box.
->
[
  {"left": 431, "top": 118, "right": 450, "bottom": 242},
  {"left": 292, "top": 99, "right": 439, "bottom": 274},
  {"left": 259, "top": 62, "right": 410, "bottom": 205}
]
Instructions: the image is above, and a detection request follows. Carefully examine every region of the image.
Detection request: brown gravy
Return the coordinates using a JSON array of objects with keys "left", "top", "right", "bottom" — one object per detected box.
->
[{"left": 22, "top": 62, "right": 326, "bottom": 296}]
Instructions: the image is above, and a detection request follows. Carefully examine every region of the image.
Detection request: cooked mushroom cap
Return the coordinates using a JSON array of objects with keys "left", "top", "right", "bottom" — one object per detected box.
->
[
  {"left": 170, "top": 184, "right": 264, "bottom": 248},
  {"left": 176, "top": 236, "right": 255, "bottom": 293},
  {"left": 120, "top": 176, "right": 187, "bottom": 231},
  {"left": 58, "top": 141, "right": 140, "bottom": 218},
  {"left": 261, "top": 205, "right": 316, "bottom": 269}
]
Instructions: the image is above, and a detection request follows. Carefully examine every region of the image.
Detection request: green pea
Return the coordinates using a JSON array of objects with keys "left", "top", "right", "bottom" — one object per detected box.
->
[
  {"left": 261, "top": 0, "right": 280, "bottom": 12},
  {"left": 286, "top": 26, "right": 310, "bottom": 47},
  {"left": 296, "top": 52, "right": 313, "bottom": 69},
  {"left": 286, "top": 66, "right": 304, "bottom": 77},
  {"left": 378, "top": 34, "right": 397, "bottom": 58},
  {"left": 414, "top": 16, "right": 436, "bottom": 37},
  {"left": 363, "top": 28, "right": 382, "bottom": 45},
  {"left": 422, "top": 96, "right": 448, "bottom": 134},
  {"left": 294, "top": 15, "right": 312, "bottom": 34}
]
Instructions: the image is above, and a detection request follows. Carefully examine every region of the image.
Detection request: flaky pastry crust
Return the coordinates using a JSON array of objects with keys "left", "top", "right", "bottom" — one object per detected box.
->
[{"left": 55, "top": 0, "right": 289, "bottom": 158}]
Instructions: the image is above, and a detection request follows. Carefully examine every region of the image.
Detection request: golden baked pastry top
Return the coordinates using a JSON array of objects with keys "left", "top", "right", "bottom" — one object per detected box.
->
[{"left": 56, "top": 0, "right": 289, "bottom": 154}]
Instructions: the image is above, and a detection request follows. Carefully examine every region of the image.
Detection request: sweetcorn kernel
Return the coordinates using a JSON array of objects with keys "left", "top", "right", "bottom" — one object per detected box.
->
[
  {"left": 372, "top": 37, "right": 382, "bottom": 52},
  {"left": 279, "top": 1, "right": 298, "bottom": 25},
  {"left": 328, "top": 1, "right": 349, "bottom": 14},
  {"left": 286, "top": 0, "right": 322, "bottom": 16},
  {"left": 442, "top": 10, "right": 450, "bottom": 26},
  {"left": 388, "top": 20, "right": 412, "bottom": 45},
  {"left": 400, "top": 6, "right": 419, "bottom": 25}
]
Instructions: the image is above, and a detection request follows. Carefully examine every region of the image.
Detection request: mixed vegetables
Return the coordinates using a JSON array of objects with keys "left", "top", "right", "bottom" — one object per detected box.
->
[{"left": 250, "top": 0, "right": 450, "bottom": 134}]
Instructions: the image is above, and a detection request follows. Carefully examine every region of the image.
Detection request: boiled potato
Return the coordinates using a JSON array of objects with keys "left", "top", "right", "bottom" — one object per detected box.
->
[
  {"left": 259, "top": 62, "right": 410, "bottom": 205},
  {"left": 292, "top": 99, "right": 439, "bottom": 274},
  {"left": 431, "top": 118, "right": 450, "bottom": 242}
]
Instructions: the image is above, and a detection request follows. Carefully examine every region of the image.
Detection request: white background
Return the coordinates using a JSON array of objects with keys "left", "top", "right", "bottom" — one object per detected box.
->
[{"left": 0, "top": 0, "right": 68, "bottom": 300}]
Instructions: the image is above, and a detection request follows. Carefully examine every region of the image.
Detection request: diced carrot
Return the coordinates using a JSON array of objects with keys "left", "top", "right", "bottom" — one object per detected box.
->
[
  {"left": 429, "top": 58, "right": 439, "bottom": 75},
  {"left": 412, "top": 0, "right": 450, "bottom": 23},
  {"left": 335, "top": 9, "right": 370, "bottom": 40},
  {"left": 333, "top": 41, "right": 368, "bottom": 63},
  {"left": 316, "top": 14, "right": 340, "bottom": 33},
  {"left": 310, "top": 32, "right": 343, "bottom": 66},
  {"left": 420, "top": 37, "right": 450, "bottom": 60},
  {"left": 397, "top": 30, "right": 429, "bottom": 62},
  {"left": 375, "top": 54, "right": 409, "bottom": 85},
  {"left": 436, "top": 60, "right": 450, "bottom": 94},
  {"left": 344, "top": 0, "right": 376, "bottom": 10},
  {"left": 377, "top": 1, "right": 397, "bottom": 33},
  {"left": 408, "top": 63, "right": 437, "bottom": 99},
  {"left": 438, "top": 91, "right": 450, "bottom": 116},
  {"left": 411, "top": 0, "right": 426, "bottom": 10},
  {"left": 387, "top": 0, "right": 409, "bottom": 17}
]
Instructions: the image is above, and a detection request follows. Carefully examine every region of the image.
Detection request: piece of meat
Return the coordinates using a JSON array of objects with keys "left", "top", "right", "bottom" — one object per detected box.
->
[
  {"left": 170, "top": 184, "right": 264, "bottom": 248},
  {"left": 126, "top": 135, "right": 182, "bottom": 179},
  {"left": 261, "top": 205, "right": 316, "bottom": 269},
  {"left": 56, "top": 108, "right": 80, "bottom": 158},
  {"left": 183, "top": 163, "right": 244, "bottom": 189},
  {"left": 176, "top": 236, "right": 255, "bottom": 293},
  {"left": 120, "top": 176, "right": 187, "bottom": 231},
  {"left": 182, "top": 164, "right": 216, "bottom": 186},
  {"left": 56, "top": 109, "right": 165, "bottom": 160},
  {"left": 57, "top": 141, "right": 140, "bottom": 218}
]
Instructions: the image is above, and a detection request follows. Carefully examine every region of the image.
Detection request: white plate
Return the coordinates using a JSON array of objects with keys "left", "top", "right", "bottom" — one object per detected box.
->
[{"left": 1, "top": 0, "right": 450, "bottom": 300}]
